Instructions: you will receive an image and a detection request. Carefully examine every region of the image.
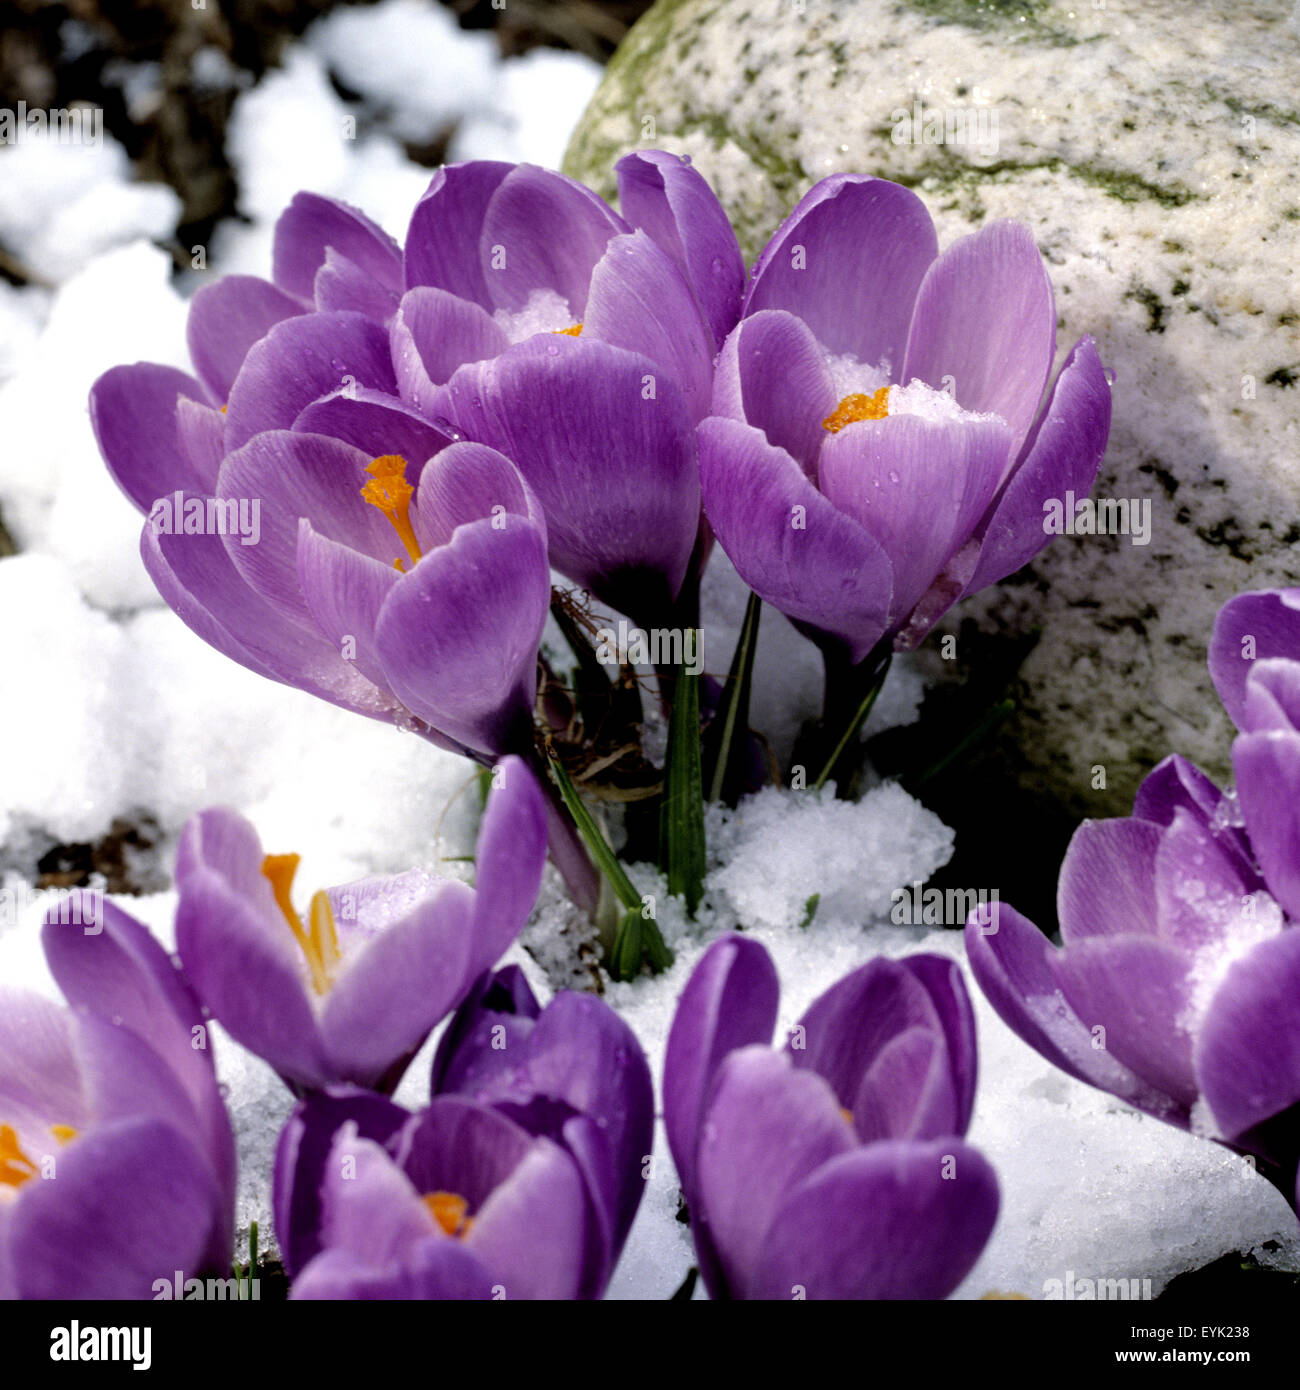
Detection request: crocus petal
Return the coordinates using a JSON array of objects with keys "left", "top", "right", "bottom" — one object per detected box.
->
[
  {"left": 314, "top": 248, "right": 402, "bottom": 321},
  {"left": 9, "top": 1119, "right": 221, "bottom": 1299},
  {"left": 478, "top": 163, "right": 626, "bottom": 315},
  {"left": 899, "top": 954, "right": 979, "bottom": 1135},
  {"left": 743, "top": 174, "right": 938, "bottom": 370},
  {"left": 1194, "top": 927, "right": 1300, "bottom": 1145},
  {"left": 317, "top": 1126, "right": 441, "bottom": 1268},
  {"left": 663, "top": 935, "right": 780, "bottom": 1204},
  {"left": 292, "top": 387, "right": 449, "bottom": 468},
  {"left": 818, "top": 414, "right": 1012, "bottom": 627},
  {"left": 217, "top": 430, "right": 399, "bottom": 626},
  {"left": 0, "top": 987, "right": 88, "bottom": 1133},
  {"left": 698, "top": 416, "right": 892, "bottom": 664},
  {"left": 963, "top": 904, "right": 1165, "bottom": 1107},
  {"left": 291, "top": 1238, "right": 495, "bottom": 1299},
  {"left": 961, "top": 334, "right": 1112, "bottom": 595},
  {"left": 175, "top": 396, "right": 226, "bottom": 492},
  {"left": 583, "top": 229, "right": 715, "bottom": 422},
  {"left": 694, "top": 1046, "right": 855, "bottom": 1299},
  {"left": 1056, "top": 817, "right": 1163, "bottom": 944},
  {"left": 710, "top": 310, "right": 838, "bottom": 478},
  {"left": 175, "top": 866, "right": 332, "bottom": 1089},
  {"left": 1048, "top": 936, "right": 1198, "bottom": 1111},
  {"left": 90, "top": 363, "right": 212, "bottom": 512},
  {"left": 1233, "top": 731, "right": 1300, "bottom": 920},
  {"left": 1241, "top": 659, "right": 1300, "bottom": 734},
  {"left": 751, "top": 1139, "right": 999, "bottom": 1301},
  {"left": 186, "top": 274, "right": 306, "bottom": 403},
  {"left": 1153, "top": 808, "right": 1267, "bottom": 955},
  {"left": 274, "top": 1087, "right": 409, "bottom": 1276},
  {"left": 431, "top": 966, "right": 542, "bottom": 1098},
  {"left": 141, "top": 517, "right": 396, "bottom": 720},
  {"left": 615, "top": 149, "right": 745, "bottom": 350},
  {"left": 405, "top": 160, "right": 515, "bottom": 305},
  {"left": 273, "top": 190, "right": 402, "bottom": 302},
  {"left": 223, "top": 311, "right": 396, "bottom": 451},
  {"left": 374, "top": 515, "right": 549, "bottom": 756},
  {"left": 42, "top": 896, "right": 235, "bottom": 1226},
  {"left": 1133, "top": 754, "right": 1225, "bottom": 827},
  {"left": 413, "top": 442, "right": 545, "bottom": 550},
  {"left": 467, "top": 755, "right": 547, "bottom": 977},
  {"left": 296, "top": 522, "right": 400, "bottom": 694},
  {"left": 851, "top": 1027, "right": 952, "bottom": 1144},
  {"left": 435, "top": 337, "right": 699, "bottom": 621},
  {"left": 901, "top": 220, "right": 1056, "bottom": 453},
  {"left": 391, "top": 286, "right": 508, "bottom": 410},
  {"left": 1209, "top": 588, "right": 1300, "bottom": 730},
  {"left": 463, "top": 1135, "right": 590, "bottom": 1299},
  {"left": 403, "top": 1098, "right": 588, "bottom": 1300},
  {"left": 320, "top": 880, "right": 475, "bottom": 1090}
]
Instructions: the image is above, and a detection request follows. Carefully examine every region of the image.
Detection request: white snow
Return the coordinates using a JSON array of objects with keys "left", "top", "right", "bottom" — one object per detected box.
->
[{"left": 0, "top": 4, "right": 1295, "bottom": 1302}]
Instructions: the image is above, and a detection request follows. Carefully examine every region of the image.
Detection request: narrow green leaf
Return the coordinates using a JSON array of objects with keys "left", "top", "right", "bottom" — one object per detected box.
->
[
  {"left": 642, "top": 914, "right": 674, "bottom": 971},
  {"left": 548, "top": 754, "right": 641, "bottom": 912},
  {"left": 703, "top": 593, "right": 762, "bottom": 805},
  {"left": 611, "top": 908, "right": 644, "bottom": 982},
  {"left": 658, "top": 645, "right": 707, "bottom": 916},
  {"left": 913, "top": 698, "right": 1016, "bottom": 788},
  {"left": 800, "top": 892, "right": 821, "bottom": 929}
]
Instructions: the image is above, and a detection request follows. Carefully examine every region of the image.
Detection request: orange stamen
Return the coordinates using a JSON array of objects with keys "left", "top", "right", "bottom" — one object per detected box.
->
[
  {"left": 424, "top": 1191, "right": 474, "bottom": 1238},
  {"left": 360, "top": 455, "right": 423, "bottom": 570},
  {"left": 0, "top": 1123, "right": 73, "bottom": 1190},
  {"left": 261, "top": 855, "right": 338, "bottom": 995},
  {"left": 552, "top": 323, "right": 583, "bottom": 337},
  {"left": 822, "top": 386, "right": 890, "bottom": 433}
]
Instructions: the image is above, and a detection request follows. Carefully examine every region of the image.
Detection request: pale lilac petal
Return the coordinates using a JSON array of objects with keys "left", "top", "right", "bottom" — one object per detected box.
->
[
  {"left": 314, "top": 248, "right": 402, "bottom": 321},
  {"left": 698, "top": 416, "right": 892, "bottom": 664},
  {"left": 479, "top": 163, "right": 626, "bottom": 315},
  {"left": 90, "top": 363, "right": 212, "bottom": 512},
  {"left": 1056, "top": 817, "right": 1163, "bottom": 944},
  {"left": 1233, "top": 730, "right": 1300, "bottom": 920},
  {"left": 615, "top": 149, "right": 745, "bottom": 349},
  {"left": 412, "top": 442, "right": 544, "bottom": 551},
  {"left": 405, "top": 160, "right": 514, "bottom": 304},
  {"left": 710, "top": 310, "right": 838, "bottom": 478},
  {"left": 320, "top": 881, "right": 475, "bottom": 1089},
  {"left": 694, "top": 1047, "right": 855, "bottom": 1299},
  {"left": 468, "top": 755, "right": 547, "bottom": 977},
  {"left": 186, "top": 274, "right": 306, "bottom": 402},
  {"left": 292, "top": 387, "right": 448, "bottom": 468},
  {"left": 583, "top": 229, "right": 715, "bottom": 421},
  {"left": 273, "top": 190, "right": 402, "bottom": 302},
  {"left": 961, "top": 335, "right": 1112, "bottom": 594},
  {"left": 374, "top": 515, "right": 549, "bottom": 756},
  {"left": 223, "top": 311, "right": 396, "bottom": 451},
  {"left": 902, "top": 220, "right": 1056, "bottom": 452},
  {"left": 744, "top": 174, "right": 938, "bottom": 369},
  {"left": 1209, "top": 588, "right": 1300, "bottom": 730},
  {"left": 818, "top": 413, "right": 1012, "bottom": 627},
  {"left": 391, "top": 286, "right": 508, "bottom": 410},
  {"left": 751, "top": 1139, "right": 998, "bottom": 1300}
]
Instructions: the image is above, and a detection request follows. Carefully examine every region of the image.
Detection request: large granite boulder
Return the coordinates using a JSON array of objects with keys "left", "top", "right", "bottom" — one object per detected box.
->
[{"left": 565, "top": 0, "right": 1300, "bottom": 814}]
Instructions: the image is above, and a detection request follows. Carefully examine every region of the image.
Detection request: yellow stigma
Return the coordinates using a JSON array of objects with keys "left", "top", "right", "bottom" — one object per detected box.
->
[
  {"left": 360, "top": 455, "right": 423, "bottom": 573},
  {"left": 0, "top": 1123, "right": 75, "bottom": 1192},
  {"left": 424, "top": 1191, "right": 474, "bottom": 1238},
  {"left": 261, "top": 855, "right": 341, "bottom": 996},
  {"left": 822, "top": 387, "right": 890, "bottom": 434},
  {"left": 552, "top": 323, "right": 583, "bottom": 337}
]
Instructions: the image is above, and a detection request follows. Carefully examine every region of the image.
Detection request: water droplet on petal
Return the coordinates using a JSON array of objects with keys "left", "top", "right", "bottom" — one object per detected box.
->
[{"left": 888, "top": 470, "right": 900, "bottom": 483}]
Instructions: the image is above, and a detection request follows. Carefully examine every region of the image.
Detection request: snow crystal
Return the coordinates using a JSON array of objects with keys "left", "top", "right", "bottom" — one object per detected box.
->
[{"left": 493, "top": 287, "right": 576, "bottom": 343}]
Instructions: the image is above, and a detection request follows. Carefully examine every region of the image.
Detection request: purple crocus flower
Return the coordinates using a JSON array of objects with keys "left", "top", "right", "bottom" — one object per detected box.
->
[
  {"left": 1, "top": 893, "right": 235, "bottom": 1298},
  {"left": 173, "top": 755, "right": 546, "bottom": 1096},
  {"left": 430, "top": 964, "right": 654, "bottom": 1292},
  {"left": 274, "top": 1088, "right": 621, "bottom": 1299},
  {"left": 965, "top": 618, "right": 1300, "bottom": 1212},
  {"left": 413, "top": 152, "right": 743, "bottom": 625},
  {"left": 663, "top": 936, "right": 998, "bottom": 1299},
  {"left": 698, "top": 174, "right": 1113, "bottom": 664}
]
